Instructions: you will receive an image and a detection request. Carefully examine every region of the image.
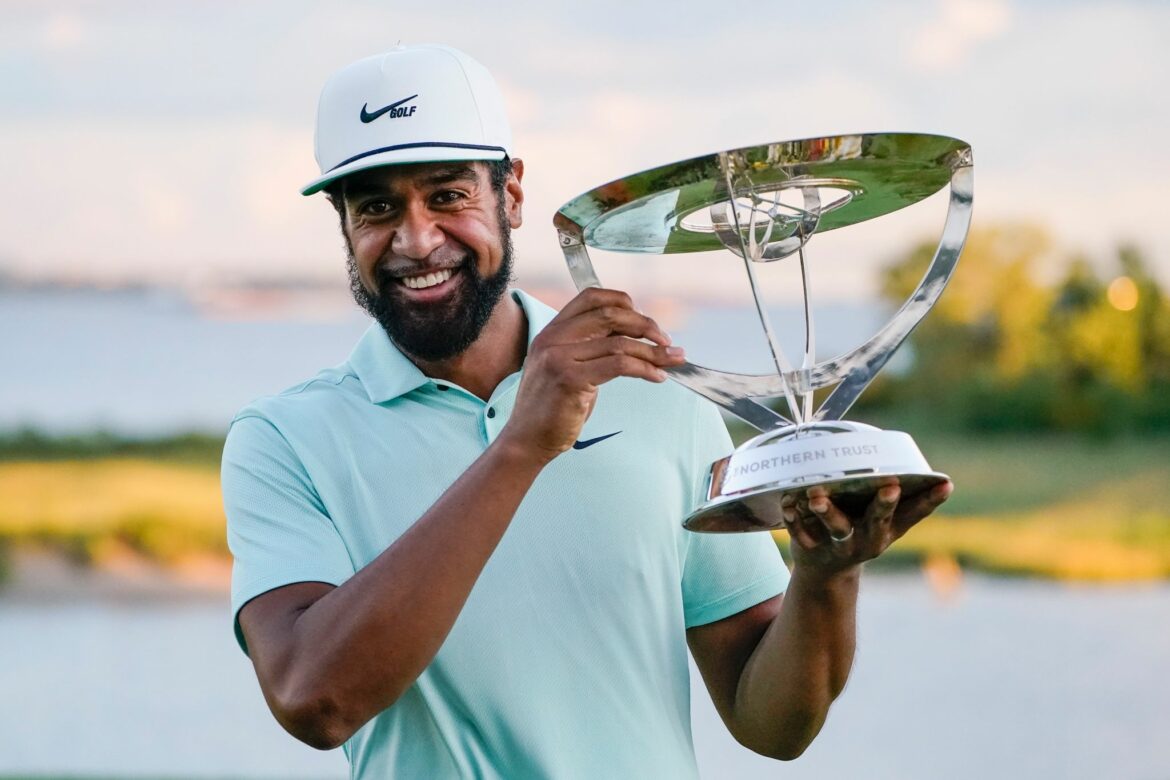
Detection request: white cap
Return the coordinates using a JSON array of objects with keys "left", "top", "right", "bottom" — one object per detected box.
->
[{"left": 301, "top": 44, "right": 512, "bottom": 196}]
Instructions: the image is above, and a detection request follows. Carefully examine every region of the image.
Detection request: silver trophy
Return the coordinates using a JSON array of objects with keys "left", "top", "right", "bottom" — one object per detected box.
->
[{"left": 554, "top": 133, "right": 973, "bottom": 532}]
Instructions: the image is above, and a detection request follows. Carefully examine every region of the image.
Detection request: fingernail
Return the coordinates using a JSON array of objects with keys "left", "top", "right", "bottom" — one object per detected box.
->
[
  {"left": 810, "top": 498, "right": 828, "bottom": 514},
  {"left": 665, "top": 346, "right": 685, "bottom": 357},
  {"left": 931, "top": 482, "right": 953, "bottom": 501},
  {"left": 879, "top": 485, "right": 901, "bottom": 503},
  {"left": 654, "top": 369, "right": 668, "bottom": 381}
]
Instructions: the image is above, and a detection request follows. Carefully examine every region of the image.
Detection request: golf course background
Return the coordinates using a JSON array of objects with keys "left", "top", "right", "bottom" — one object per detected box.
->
[
  {"left": 3, "top": 224, "right": 1168, "bottom": 587},
  {"left": 4, "top": 428, "right": 1168, "bottom": 590}
]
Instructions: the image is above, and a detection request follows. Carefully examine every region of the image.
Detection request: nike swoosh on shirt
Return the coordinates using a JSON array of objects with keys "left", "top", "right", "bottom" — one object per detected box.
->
[
  {"left": 359, "top": 94, "right": 418, "bottom": 123},
  {"left": 572, "top": 431, "right": 622, "bottom": 450}
]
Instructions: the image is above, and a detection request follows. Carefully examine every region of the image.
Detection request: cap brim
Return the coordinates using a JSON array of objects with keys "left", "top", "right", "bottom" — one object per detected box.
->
[{"left": 300, "top": 143, "right": 508, "bottom": 196}]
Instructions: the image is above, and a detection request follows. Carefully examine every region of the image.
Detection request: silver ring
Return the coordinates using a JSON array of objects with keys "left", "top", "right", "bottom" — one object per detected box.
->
[{"left": 830, "top": 527, "right": 855, "bottom": 544}]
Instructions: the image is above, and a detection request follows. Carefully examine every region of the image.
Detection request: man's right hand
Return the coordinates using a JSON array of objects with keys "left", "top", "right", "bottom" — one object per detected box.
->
[{"left": 500, "top": 287, "right": 686, "bottom": 464}]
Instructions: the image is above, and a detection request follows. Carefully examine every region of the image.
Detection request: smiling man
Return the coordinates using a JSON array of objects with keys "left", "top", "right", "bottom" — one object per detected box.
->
[
  {"left": 221, "top": 44, "right": 951, "bottom": 778},
  {"left": 341, "top": 160, "right": 519, "bottom": 368}
]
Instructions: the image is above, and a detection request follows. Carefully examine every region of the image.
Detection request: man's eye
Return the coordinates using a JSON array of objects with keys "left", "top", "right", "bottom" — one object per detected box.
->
[
  {"left": 360, "top": 200, "right": 394, "bottom": 216},
  {"left": 432, "top": 190, "right": 465, "bottom": 206}
]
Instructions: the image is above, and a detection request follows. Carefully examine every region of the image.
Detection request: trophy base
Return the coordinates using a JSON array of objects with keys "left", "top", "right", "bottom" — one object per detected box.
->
[
  {"left": 683, "top": 421, "right": 949, "bottom": 533},
  {"left": 683, "top": 471, "right": 949, "bottom": 533}
]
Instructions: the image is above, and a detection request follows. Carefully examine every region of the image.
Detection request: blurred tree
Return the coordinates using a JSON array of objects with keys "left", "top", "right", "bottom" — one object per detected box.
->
[{"left": 865, "top": 224, "right": 1169, "bottom": 435}]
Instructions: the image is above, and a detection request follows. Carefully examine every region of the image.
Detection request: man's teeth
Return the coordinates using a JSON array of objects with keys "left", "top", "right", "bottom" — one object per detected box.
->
[{"left": 401, "top": 268, "right": 455, "bottom": 290}]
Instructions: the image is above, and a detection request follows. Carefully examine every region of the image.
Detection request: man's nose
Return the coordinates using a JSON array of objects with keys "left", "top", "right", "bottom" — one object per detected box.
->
[{"left": 392, "top": 203, "right": 444, "bottom": 259}]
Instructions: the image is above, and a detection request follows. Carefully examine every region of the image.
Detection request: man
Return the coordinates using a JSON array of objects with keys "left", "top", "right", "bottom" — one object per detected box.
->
[{"left": 222, "top": 44, "right": 951, "bottom": 778}]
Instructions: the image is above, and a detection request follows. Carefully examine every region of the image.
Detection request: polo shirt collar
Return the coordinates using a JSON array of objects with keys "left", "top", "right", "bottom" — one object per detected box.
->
[{"left": 348, "top": 288, "right": 559, "bottom": 405}]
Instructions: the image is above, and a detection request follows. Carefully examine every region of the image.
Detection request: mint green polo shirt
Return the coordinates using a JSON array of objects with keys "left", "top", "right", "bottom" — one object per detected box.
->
[{"left": 222, "top": 289, "right": 788, "bottom": 779}]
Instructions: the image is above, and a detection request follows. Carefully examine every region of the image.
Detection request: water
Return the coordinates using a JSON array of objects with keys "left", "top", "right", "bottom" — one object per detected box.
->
[
  {"left": 0, "top": 287, "right": 371, "bottom": 434},
  {"left": 1, "top": 576, "right": 1167, "bottom": 779},
  {"left": 0, "top": 287, "right": 886, "bottom": 434}
]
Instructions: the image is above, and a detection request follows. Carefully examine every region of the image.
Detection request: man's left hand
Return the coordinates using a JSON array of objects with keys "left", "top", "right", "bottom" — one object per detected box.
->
[{"left": 782, "top": 478, "right": 953, "bottom": 576}]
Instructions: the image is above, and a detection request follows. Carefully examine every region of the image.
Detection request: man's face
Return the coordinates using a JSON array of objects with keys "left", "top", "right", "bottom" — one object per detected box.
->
[{"left": 338, "top": 160, "right": 524, "bottom": 361}]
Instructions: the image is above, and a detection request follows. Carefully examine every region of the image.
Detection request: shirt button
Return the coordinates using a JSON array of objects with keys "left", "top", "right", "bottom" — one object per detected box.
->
[{"left": 486, "top": 407, "right": 496, "bottom": 419}]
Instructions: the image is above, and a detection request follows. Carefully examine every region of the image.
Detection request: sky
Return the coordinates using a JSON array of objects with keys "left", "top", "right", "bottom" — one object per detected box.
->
[{"left": 1, "top": 0, "right": 1166, "bottom": 301}]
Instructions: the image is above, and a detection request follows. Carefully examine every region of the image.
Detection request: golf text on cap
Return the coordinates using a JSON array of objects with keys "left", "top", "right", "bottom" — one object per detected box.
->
[{"left": 360, "top": 94, "right": 418, "bottom": 123}]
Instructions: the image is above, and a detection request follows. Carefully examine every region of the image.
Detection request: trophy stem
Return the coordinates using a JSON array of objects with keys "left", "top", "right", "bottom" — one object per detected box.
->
[
  {"left": 719, "top": 157, "right": 805, "bottom": 423},
  {"left": 742, "top": 251, "right": 803, "bottom": 423},
  {"left": 797, "top": 240, "right": 816, "bottom": 422}
]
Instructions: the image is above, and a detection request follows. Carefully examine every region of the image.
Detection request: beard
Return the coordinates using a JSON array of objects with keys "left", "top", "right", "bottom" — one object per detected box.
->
[{"left": 346, "top": 225, "right": 515, "bottom": 362}]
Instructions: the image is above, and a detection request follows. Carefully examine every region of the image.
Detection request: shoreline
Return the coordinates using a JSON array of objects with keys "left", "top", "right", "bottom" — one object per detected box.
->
[
  {"left": 2, "top": 544, "right": 1165, "bottom": 607},
  {"left": 0, "top": 548, "right": 229, "bottom": 604}
]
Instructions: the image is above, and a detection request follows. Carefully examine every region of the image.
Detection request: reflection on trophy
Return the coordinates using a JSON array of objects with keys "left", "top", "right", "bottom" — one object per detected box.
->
[{"left": 554, "top": 133, "right": 974, "bottom": 532}]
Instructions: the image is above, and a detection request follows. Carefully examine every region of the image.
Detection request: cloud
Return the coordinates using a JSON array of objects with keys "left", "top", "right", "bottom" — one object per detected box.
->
[
  {"left": 910, "top": 0, "right": 1014, "bottom": 70},
  {"left": 135, "top": 176, "right": 191, "bottom": 235},
  {"left": 43, "top": 11, "right": 87, "bottom": 51},
  {"left": 0, "top": 118, "right": 339, "bottom": 282},
  {"left": 1, "top": 0, "right": 1167, "bottom": 293}
]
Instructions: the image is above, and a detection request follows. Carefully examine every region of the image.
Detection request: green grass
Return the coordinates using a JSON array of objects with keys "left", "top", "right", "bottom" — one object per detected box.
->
[
  {"left": 0, "top": 458, "right": 227, "bottom": 571},
  {"left": 902, "top": 431, "right": 1170, "bottom": 516},
  {"left": 0, "top": 430, "right": 230, "bottom": 578},
  {"left": 0, "top": 428, "right": 223, "bottom": 469},
  {"left": 727, "top": 419, "right": 1170, "bottom": 581},
  {"left": 2, "top": 427, "right": 1169, "bottom": 583}
]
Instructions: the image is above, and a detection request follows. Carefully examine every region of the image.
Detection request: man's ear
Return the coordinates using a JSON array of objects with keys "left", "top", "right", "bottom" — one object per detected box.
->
[{"left": 505, "top": 158, "right": 525, "bottom": 229}]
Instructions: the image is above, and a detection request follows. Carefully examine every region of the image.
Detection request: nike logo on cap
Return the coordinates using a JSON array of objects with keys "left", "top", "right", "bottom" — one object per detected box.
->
[
  {"left": 572, "top": 431, "right": 622, "bottom": 450},
  {"left": 360, "top": 94, "right": 419, "bottom": 123}
]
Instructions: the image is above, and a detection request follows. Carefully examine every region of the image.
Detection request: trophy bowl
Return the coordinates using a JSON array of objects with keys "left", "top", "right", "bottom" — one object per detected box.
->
[{"left": 554, "top": 133, "right": 973, "bottom": 532}]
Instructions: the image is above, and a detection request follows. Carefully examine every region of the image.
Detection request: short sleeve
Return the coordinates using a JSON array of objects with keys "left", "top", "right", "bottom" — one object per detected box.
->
[
  {"left": 680, "top": 400, "right": 789, "bottom": 628},
  {"left": 222, "top": 414, "right": 356, "bottom": 654}
]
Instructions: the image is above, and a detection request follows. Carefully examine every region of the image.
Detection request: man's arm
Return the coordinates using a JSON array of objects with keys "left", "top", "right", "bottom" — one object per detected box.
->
[
  {"left": 688, "top": 479, "right": 952, "bottom": 760},
  {"left": 236, "top": 288, "right": 685, "bottom": 750}
]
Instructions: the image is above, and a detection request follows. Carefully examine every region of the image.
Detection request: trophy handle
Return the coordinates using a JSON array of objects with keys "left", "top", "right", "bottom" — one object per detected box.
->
[
  {"left": 812, "top": 159, "right": 973, "bottom": 420},
  {"left": 558, "top": 230, "right": 602, "bottom": 290},
  {"left": 557, "top": 219, "right": 794, "bottom": 430}
]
